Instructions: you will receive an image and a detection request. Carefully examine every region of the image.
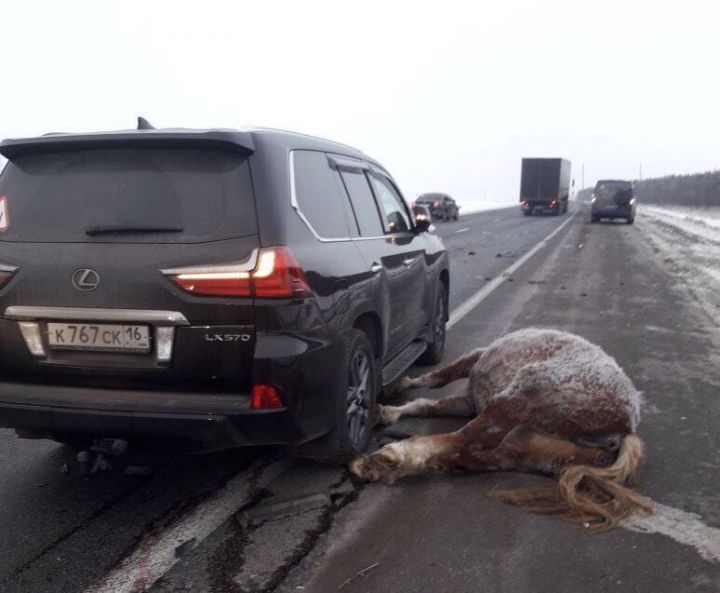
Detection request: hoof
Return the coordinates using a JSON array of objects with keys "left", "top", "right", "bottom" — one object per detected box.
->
[
  {"left": 349, "top": 449, "right": 401, "bottom": 484},
  {"left": 375, "top": 404, "right": 402, "bottom": 426},
  {"left": 395, "top": 375, "right": 416, "bottom": 393}
]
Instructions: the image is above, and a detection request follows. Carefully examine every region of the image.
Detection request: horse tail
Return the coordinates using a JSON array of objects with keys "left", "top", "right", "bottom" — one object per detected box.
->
[{"left": 490, "top": 434, "right": 652, "bottom": 533}]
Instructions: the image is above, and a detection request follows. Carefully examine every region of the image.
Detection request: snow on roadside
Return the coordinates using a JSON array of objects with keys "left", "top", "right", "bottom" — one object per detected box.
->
[
  {"left": 639, "top": 205, "right": 720, "bottom": 323},
  {"left": 642, "top": 205, "right": 720, "bottom": 241}
]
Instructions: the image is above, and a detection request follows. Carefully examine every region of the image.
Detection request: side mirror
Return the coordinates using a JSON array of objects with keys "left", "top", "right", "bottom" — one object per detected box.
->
[{"left": 413, "top": 205, "right": 432, "bottom": 233}]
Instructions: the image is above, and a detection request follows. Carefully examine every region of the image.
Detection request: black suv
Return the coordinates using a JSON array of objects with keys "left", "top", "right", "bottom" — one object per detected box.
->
[
  {"left": 414, "top": 193, "right": 459, "bottom": 221},
  {"left": 0, "top": 123, "right": 449, "bottom": 461},
  {"left": 590, "top": 180, "right": 636, "bottom": 224}
]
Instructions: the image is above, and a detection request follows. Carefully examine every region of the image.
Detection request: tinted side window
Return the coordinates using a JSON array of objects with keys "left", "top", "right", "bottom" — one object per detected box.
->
[
  {"left": 369, "top": 174, "right": 412, "bottom": 233},
  {"left": 293, "top": 150, "right": 355, "bottom": 239},
  {"left": 340, "top": 170, "right": 384, "bottom": 237}
]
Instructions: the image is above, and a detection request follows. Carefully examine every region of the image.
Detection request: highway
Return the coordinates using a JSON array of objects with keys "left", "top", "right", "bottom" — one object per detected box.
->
[{"left": 1, "top": 203, "right": 718, "bottom": 593}]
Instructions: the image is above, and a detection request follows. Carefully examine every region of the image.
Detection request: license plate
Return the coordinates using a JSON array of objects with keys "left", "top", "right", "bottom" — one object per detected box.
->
[{"left": 47, "top": 323, "right": 151, "bottom": 353}]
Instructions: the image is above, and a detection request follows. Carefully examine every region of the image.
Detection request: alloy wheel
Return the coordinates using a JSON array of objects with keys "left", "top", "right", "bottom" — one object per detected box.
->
[{"left": 346, "top": 349, "right": 372, "bottom": 447}]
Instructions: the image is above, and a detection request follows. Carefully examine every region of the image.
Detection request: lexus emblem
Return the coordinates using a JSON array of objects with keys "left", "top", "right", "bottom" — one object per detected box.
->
[{"left": 72, "top": 268, "right": 100, "bottom": 291}]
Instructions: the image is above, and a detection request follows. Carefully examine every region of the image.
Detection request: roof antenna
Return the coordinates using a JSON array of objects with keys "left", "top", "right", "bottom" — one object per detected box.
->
[{"left": 137, "top": 116, "right": 155, "bottom": 130}]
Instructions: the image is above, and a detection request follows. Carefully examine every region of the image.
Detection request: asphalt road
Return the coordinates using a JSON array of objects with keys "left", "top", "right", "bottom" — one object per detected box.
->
[{"left": 1, "top": 204, "right": 718, "bottom": 593}]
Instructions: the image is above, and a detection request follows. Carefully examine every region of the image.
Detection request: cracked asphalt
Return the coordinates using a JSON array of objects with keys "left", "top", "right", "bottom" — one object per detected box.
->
[{"left": 1, "top": 204, "right": 718, "bottom": 593}]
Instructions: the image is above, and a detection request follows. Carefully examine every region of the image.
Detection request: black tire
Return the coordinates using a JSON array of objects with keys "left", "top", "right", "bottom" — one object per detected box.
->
[
  {"left": 627, "top": 217, "right": 634, "bottom": 225},
  {"left": 590, "top": 216, "right": 599, "bottom": 223},
  {"left": 294, "top": 329, "right": 376, "bottom": 463},
  {"left": 523, "top": 210, "right": 532, "bottom": 216},
  {"left": 417, "top": 285, "right": 447, "bottom": 365}
]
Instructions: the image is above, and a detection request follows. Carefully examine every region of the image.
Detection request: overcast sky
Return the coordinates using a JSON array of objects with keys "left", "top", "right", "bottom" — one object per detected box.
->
[{"left": 2, "top": 1, "right": 719, "bottom": 206}]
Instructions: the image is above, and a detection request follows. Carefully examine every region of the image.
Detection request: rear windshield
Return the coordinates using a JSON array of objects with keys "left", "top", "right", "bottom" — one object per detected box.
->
[
  {"left": 0, "top": 148, "right": 256, "bottom": 243},
  {"left": 417, "top": 194, "right": 442, "bottom": 202},
  {"left": 595, "top": 181, "right": 632, "bottom": 194}
]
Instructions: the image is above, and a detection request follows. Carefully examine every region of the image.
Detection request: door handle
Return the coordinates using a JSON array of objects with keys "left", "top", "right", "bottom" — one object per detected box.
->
[
  {"left": 402, "top": 257, "right": 416, "bottom": 267},
  {"left": 370, "top": 263, "right": 383, "bottom": 274}
]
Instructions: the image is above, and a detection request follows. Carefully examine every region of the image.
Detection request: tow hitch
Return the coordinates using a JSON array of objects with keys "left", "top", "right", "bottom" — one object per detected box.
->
[{"left": 63, "top": 438, "right": 142, "bottom": 477}]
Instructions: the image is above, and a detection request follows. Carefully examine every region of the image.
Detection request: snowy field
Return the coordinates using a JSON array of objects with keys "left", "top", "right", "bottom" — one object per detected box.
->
[{"left": 639, "top": 204, "right": 720, "bottom": 322}]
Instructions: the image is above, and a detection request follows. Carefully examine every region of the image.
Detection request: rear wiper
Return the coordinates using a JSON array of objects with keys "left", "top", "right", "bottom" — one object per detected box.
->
[{"left": 86, "top": 225, "right": 184, "bottom": 236}]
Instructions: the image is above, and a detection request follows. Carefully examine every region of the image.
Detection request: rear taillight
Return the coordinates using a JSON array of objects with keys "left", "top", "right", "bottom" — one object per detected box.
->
[
  {"left": 434, "top": 201, "right": 441, "bottom": 207},
  {"left": 163, "top": 247, "right": 311, "bottom": 298},
  {"left": 0, "top": 264, "right": 18, "bottom": 288},
  {"left": 251, "top": 384, "right": 284, "bottom": 409}
]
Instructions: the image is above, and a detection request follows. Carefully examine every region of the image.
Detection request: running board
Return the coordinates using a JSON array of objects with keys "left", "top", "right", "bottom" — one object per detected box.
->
[{"left": 382, "top": 341, "right": 427, "bottom": 386}]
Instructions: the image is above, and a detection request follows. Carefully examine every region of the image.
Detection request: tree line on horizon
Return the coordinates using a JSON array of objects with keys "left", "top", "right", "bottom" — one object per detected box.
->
[{"left": 575, "top": 170, "right": 720, "bottom": 207}]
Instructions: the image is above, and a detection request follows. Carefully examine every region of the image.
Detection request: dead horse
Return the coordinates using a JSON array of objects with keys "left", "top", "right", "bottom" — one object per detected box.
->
[{"left": 350, "top": 328, "right": 652, "bottom": 532}]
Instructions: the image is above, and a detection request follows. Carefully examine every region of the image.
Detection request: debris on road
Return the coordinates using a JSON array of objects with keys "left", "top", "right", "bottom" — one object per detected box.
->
[{"left": 337, "top": 562, "right": 380, "bottom": 590}]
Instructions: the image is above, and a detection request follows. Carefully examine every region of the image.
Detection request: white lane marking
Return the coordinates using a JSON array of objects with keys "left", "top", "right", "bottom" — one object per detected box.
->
[
  {"left": 455, "top": 227, "right": 470, "bottom": 234},
  {"left": 625, "top": 501, "right": 720, "bottom": 564},
  {"left": 448, "top": 213, "right": 576, "bottom": 329},
  {"left": 85, "top": 460, "right": 288, "bottom": 593}
]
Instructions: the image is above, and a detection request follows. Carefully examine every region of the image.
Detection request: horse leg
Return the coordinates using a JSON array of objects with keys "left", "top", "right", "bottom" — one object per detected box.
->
[
  {"left": 350, "top": 416, "right": 615, "bottom": 484},
  {"left": 376, "top": 393, "right": 476, "bottom": 425},
  {"left": 471, "top": 426, "right": 617, "bottom": 475},
  {"left": 394, "top": 348, "right": 485, "bottom": 393},
  {"left": 351, "top": 409, "right": 515, "bottom": 483}
]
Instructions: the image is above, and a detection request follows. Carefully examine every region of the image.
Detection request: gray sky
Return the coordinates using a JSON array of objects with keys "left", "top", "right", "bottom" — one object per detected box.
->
[{"left": 2, "top": 0, "right": 719, "bottom": 206}]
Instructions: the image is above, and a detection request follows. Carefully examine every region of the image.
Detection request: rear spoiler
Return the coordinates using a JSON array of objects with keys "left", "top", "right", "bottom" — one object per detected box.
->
[{"left": 0, "top": 129, "right": 255, "bottom": 160}]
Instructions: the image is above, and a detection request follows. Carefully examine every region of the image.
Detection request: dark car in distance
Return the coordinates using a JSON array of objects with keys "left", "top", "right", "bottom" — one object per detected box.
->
[
  {"left": 591, "top": 180, "right": 636, "bottom": 224},
  {"left": 0, "top": 122, "right": 449, "bottom": 462},
  {"left": 414, "top": 193, "right": 460, "bottom": 221}
]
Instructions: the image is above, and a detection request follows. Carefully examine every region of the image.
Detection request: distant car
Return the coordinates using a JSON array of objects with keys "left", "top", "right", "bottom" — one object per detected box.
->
[
  {"left": 591, "top": 180, "right": 636, "bottom": 224},
  {"left": 414, "top": 193, "right": 459, "bottom": 221}
]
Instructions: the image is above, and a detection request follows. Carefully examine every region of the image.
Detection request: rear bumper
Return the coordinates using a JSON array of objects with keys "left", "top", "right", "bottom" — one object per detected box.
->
[
  {"left": 0, "top": 330, "right": 345, "bottom": 449},
  {"left": 521, "top": 202, "right": 560, "bottom": 212},
  {"left": 0, "top": 381, "right": 308, "bottom": 448},
  {"left": 592, "top": 204, "right": 633, "bottom": 218}
]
